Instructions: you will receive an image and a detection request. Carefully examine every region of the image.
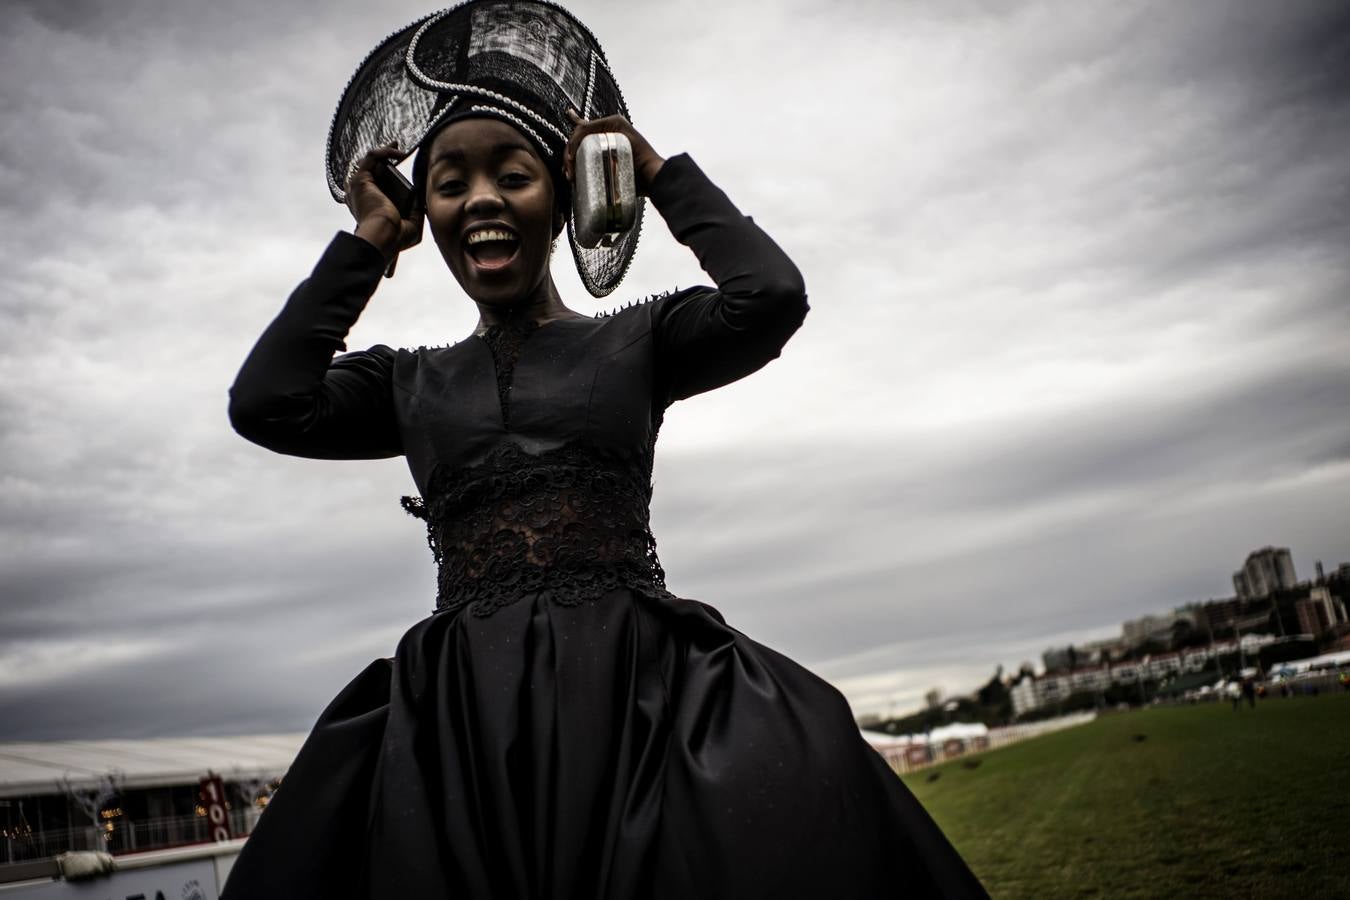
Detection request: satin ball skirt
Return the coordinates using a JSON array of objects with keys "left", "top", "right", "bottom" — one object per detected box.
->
[{"left": 221, "top": 588, "right": 987, "bottom": 898}]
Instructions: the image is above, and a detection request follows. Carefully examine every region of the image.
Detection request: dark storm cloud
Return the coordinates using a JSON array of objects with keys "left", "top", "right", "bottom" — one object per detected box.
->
[
  {"left": 2, "top": 0, "right": 1348, "bottom": 736},
  {"left": 651, "top": 355, "right": 1350, "bottom": 665},
  {"left": 926, "top": 363, "right": 1350, "bottom": 510}
]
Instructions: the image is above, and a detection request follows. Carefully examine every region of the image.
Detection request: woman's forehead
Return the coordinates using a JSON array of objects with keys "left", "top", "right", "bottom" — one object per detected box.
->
[{"left": 428, "top": 117, "right": 543, "bottom": 164}]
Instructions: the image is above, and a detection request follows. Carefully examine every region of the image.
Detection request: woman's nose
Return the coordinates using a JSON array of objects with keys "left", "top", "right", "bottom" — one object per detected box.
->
[{"left": 464, "top": 180, "right": 505, "bottom": 215}]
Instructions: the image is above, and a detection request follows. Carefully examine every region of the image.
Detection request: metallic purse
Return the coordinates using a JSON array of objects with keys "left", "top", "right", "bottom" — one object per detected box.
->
[{"left": 573, "top": 132, "right": 637, "bottom": 249}]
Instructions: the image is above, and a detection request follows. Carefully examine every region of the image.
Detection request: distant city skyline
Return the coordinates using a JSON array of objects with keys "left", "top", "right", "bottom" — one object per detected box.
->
[{"left": 886, "top": 543, "right": 1349, "bottom": 721}]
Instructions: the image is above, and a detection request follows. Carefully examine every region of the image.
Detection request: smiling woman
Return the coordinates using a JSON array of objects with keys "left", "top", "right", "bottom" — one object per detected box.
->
[
  {"left": 422, "top": 119, "right": 564, "bottom": 309},
  {"left": 222, "top": 2, "right": 985, "bottom": 898}
]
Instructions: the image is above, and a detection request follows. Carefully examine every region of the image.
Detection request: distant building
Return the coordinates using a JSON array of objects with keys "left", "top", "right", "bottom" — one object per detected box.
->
[
  {"left": 1010, "top": 677, "right": 1038, "bottom": 717},
  {"left": 1197, "top": 597, "right": 1251, "bottom": 637},
  {"left": 1295, "top": 586, "right": 1348, "bottom": 637},
  {"left": 1078, "top": 637, "right": 1127, "bottom": 665},
  {"left": 1069, "top": 666, "right": 1112, "bottom": 693},
  {"left": 1233, "top": 547, "right": 1297, "bottom": 600},
  {"left": 1012, "top": 634, "right": 1278, "bottom": 718},
  {"left": 1122, "top": 609, "right": 1198, "bottom": 648}
]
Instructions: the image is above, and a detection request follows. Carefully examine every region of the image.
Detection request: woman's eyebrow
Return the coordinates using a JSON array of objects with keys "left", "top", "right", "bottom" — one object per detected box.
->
[
  {"left": 431, "top": 142, "right": 535, "bottom": 168},
  {"left": 491, "top": 140, "right": 534, "bottom": 157}
]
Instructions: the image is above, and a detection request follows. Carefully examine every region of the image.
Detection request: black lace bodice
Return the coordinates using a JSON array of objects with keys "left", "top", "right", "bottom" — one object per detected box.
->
[
  {"left": 400, "top": 439, "right": 669, "bottom": 616},
  {"left": 401, "top": 320, "right": 670, "bottom": 616}
]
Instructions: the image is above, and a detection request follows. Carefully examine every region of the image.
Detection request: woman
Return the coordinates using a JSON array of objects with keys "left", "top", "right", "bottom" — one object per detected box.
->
[{"left": 224, "top": 5, "right": 986, "bottom": 898}]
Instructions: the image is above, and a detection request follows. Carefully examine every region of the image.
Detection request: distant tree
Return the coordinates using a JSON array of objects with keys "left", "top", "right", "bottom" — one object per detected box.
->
[
  {"left": 976, "top": 667, "right": 1013, "bottom": 723},
  {"left": 1170, "top": 619, "right": 1205, "bottom": 650}
]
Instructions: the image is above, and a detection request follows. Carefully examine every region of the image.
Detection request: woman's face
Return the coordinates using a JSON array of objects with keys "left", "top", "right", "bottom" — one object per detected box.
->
[{"left": 423, "top": 117, "right": 559, "bottom": 308}]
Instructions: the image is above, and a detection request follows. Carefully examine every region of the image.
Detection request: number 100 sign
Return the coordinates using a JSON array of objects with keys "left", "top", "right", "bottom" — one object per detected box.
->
[{"left": 198, "top": 774, "right": 233, "bottom": 843}]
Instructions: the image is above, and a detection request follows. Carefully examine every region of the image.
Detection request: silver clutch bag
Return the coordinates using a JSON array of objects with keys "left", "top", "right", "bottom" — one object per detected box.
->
[{"left": 573, "top": 133, "right": 638, "bottom": 249}]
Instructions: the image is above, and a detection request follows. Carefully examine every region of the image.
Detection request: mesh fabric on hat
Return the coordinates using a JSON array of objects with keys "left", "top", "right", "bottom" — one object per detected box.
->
[{"left": 325, "top": 1, "right": 642, "bottom": 297}]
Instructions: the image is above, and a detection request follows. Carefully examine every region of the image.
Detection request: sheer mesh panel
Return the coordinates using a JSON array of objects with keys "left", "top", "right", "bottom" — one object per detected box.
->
[{"left": 325, "top": 16, "right": 440, "bottom": 203}]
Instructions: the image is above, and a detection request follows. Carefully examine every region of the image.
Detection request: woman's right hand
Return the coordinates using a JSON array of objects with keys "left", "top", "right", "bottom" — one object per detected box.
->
[{"left": 345, "top": 145, "right": 424, "bottom": 261}]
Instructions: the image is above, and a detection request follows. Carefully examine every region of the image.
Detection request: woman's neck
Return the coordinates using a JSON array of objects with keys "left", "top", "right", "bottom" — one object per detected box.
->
[{"left": 472, "top": 273, "right": 581, "bottom": 332}]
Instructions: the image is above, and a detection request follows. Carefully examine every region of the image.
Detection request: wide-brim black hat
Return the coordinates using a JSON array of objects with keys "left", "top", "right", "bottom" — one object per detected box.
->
[{"left": 325, "top": 1, "right": 641, "bottom": 297}]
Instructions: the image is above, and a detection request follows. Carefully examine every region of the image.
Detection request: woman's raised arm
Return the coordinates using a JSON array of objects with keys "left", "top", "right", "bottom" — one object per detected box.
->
[
  {"left": 227, "top": 232, "right": 402, "bottom": 460},
  {"left": 646, "top": 153, "right": 810, "bottom": 403}
]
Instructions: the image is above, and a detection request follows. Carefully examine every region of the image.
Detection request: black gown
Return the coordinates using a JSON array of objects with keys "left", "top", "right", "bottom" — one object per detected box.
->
[{"left": 223, "top": 155, "right": 986, "bottom": 899}]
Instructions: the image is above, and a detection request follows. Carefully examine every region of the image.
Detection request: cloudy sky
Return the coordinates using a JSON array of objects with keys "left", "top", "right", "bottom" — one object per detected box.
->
[{"left": 2, "top": 0, "right": 1348, "bottom": 740}]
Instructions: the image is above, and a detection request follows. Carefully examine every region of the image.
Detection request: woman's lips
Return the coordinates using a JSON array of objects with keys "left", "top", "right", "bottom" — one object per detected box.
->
[
  {"left": 466, "top": 239, "right": 520, "bottom": 272},
  {"left": 463, "top": 224, "right": 521, "bottom": 274}
]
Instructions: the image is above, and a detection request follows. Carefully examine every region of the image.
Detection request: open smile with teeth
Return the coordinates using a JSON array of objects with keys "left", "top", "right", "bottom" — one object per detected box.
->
[{"left": 465, "top": 228, "right": 520, "bottom": 270}]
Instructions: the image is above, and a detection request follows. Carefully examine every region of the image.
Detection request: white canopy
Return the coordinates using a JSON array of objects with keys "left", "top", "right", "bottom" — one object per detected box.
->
[
  {"left": 1269, "top": 649, "right": 1350, "bottom": 678},
  {"left": 927, "top": 722, "right": 989, "bottom": 742},
  {"left": 0, "top": 734, "right": 307, "bottom": 799}
]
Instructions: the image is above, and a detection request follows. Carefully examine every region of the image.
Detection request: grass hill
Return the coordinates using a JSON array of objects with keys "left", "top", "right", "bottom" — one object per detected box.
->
[{"left": 903, "top": 693, "right": 1350, "bottom": 898}]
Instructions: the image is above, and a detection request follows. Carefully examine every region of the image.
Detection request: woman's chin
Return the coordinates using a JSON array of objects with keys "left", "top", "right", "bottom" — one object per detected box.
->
[
  {"left": 465, "top": 275, "right": 552, "bottom": 311},
  {"left": 449, "top": 253, "right": 555, "bottom": 310}
]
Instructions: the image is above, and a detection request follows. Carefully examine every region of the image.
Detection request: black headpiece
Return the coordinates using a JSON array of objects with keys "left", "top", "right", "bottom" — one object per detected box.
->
[{"left": 325, "top": 1, "right": 641, "bottom": 297}]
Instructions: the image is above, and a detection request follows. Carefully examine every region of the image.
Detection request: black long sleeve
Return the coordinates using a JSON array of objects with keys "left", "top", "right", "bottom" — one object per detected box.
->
[
  {"left": 647, "top": 153, "right": 809, "bottom": 402},
  {"left": 228, "top": 232, "right": 401, "bottom": 459}
]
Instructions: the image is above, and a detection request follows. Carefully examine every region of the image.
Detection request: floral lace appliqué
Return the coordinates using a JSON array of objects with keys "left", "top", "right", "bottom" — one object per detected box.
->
[{"left": 401, "top": 441, "right": 669, "bottom": 616}]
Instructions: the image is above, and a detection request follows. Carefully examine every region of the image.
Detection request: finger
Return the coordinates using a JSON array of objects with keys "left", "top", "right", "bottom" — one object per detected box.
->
[
  {"left": 353, "top": 144, "right": 407, "bottom": 174},
  {"left": 401, "top": 211, "right": 425, "bottom": 249},
  {"left": 563, "top": 114, "right": 639, "bottom": 180},
  {"left": 564, "top": 114, "right": 587, "bottom": 179},
  {"left": 563, "top": 117, "right": 609, "bottom": 180}
]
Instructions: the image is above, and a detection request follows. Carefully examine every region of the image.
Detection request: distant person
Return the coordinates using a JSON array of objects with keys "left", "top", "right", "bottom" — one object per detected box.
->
[
  {"left": 1242, "top": 677, "right": 1256, "bottom": 709},
  {"left": 1226, "top": 680, "right": 1242, "bottom": 711}
]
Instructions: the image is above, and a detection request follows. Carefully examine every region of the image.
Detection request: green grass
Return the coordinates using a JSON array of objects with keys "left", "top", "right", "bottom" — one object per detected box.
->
[{"left": 902, "top": 694, "right": 1350, "bottom": 899}]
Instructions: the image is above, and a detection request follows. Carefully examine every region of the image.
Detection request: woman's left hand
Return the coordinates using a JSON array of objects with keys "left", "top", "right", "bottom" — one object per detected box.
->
[{"left": 564, "top": 110, "right": 666, "bottom": 195}]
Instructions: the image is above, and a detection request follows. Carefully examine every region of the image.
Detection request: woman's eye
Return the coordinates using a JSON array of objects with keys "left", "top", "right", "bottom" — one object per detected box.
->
[
  {"left": 500, "top": 172, "right": 531, "bottom": 187},
  {"left": 435, "top": 180, "right": 466, "bottom": 195}
]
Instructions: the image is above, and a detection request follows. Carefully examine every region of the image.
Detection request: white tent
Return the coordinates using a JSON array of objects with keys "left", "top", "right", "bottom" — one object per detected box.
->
[
  {"left": 0, "top": 734, "right": 306, "bottom": 798},
  {"left": 1269, "top": 649, "right": 1350, "bottom": 679},
  {"left": 926, "top": 722, "right": 989, "bottom": 744}
]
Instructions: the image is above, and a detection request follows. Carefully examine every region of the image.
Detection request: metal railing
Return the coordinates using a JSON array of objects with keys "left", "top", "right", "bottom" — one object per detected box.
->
[{"left": 2, "top": 808, "right": 259, "bottom": 864}]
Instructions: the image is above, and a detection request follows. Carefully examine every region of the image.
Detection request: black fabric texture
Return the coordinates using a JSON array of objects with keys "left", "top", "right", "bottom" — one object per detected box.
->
[{"left": 224, "top": 154, "right": 987, "bottom": 898}]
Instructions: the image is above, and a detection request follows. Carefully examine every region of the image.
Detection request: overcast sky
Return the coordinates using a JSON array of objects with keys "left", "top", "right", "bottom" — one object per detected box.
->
[{"left": 2, "top": 0, "right": 1348, "bottom": 740}]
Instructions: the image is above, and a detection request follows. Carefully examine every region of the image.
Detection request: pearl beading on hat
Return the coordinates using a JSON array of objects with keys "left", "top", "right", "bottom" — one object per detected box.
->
[
  {"left": 466, "top": 104, "right": 555, "bottom": 156},
  {"left": 583, "top": 53, "right": 598, "bottom": 119}
]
